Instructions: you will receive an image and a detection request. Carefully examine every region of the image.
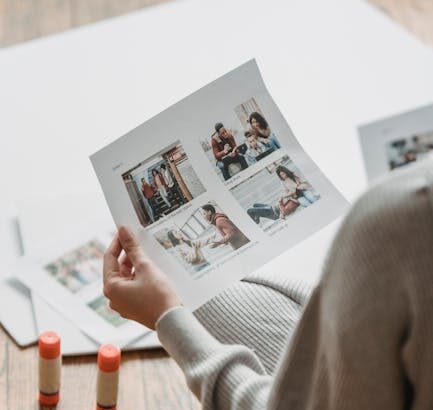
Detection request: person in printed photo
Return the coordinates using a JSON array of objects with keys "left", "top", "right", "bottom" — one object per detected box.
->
[
  {"left": 244, "top": 130, "right": 268, "bottom": 165},
  {"left": 166, "top": 229, "right": 215, "bottom": 271},
  {"left": 151, "top": 168, "right": 171, "bottom": 209},
  {"left": 248, "top": 111, "right": 281, "bottom": 150},
  {"left": 140, "top": 178, "right": 156, "bottom": 222},
  {"left": 277, "top": 165, "right": 317, "bottom": 208},
  {"left": 201, "top": 204, "right": 249, "bottom": 250},
  {"left": 247, "top": 165, "right": 318, "bottom": 225},
  {"left": 211, "top": 123, "right": 248, "bottom": 181},
  {"left": 160, "top": 163, "right": 174, "bottom": 191},
  {"left": 160, "top": 163, "right": 183, "bottom": 201}
]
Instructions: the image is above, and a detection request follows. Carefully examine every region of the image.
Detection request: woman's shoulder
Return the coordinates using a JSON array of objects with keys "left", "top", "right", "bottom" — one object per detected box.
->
[{"left": 353, "top": 157, "right": 433, "bottom": 226}]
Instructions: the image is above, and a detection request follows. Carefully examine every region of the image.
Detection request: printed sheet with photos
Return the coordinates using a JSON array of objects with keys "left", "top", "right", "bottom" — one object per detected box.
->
[
  {"left": 87, "top": 60, "right": 348, "bottom": 310},
  {"left": 16, "top": 194, "right": 161, "bottom": 353},
  {"left": 359, "top": 103, "right": 433, "bottom": 181},
  {"left": 15, "top": 220, "right": 151, "bottom": 347}
]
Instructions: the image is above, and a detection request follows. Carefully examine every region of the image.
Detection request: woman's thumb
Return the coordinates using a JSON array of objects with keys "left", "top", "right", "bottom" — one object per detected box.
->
[{"left": 118, "top": 226, "right": 145, "bottom": 265}]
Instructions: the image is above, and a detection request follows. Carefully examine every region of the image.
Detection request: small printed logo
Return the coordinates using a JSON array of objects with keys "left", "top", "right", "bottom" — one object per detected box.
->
[{"left": 112, "top": 163, "right": 123, "bottom": 172}]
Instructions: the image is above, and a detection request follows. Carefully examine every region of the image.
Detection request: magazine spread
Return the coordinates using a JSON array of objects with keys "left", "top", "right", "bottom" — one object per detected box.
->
[
  {"left": 90, "top": 59, "right": 348, "bottom": 310},
  {"left": 359, "top": 103, "right": 433, "bottom": 181}
]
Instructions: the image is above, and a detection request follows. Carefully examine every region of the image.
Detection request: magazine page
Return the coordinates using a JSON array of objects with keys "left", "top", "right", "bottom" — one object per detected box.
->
[
  {"left": 91, "top": 59, "right": 348, "bottom": 310},
  {"left": 359, "top": 103, "right": 433, "bottom": 181}
]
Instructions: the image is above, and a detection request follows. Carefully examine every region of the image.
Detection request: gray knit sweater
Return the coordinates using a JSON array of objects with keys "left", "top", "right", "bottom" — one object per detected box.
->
[{"left": 157, "top": 157, "right": 433, "bottom": 410}]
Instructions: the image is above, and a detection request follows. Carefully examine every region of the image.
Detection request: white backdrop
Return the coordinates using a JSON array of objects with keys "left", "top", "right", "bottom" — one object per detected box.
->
[{"left": 1, "top": 0, "right": 433, "bottom": 281}]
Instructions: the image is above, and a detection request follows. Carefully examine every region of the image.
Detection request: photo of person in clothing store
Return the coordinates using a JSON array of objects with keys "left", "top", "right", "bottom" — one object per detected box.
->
[
  {"left": 230, "top": 155, "right": 320, "bottom": 232},
  {"left": 153, "top": 201, "right": 250, "bottom": 278},
  {"left": 122, "top": 141, "right": 206, "bottom": 229},
  {"left": 200, "top": 97, "right": 281, "bottom": 182}
]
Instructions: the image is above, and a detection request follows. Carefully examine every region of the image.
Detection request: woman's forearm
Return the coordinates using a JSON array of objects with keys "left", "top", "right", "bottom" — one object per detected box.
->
[{"left": 156, "top": 307, "right": 273, "bottom": 410}]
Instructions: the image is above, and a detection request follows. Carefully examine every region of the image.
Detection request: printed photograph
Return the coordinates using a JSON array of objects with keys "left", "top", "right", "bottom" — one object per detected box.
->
[
  {"left": 88, "top": 295, "right": 127, "bottom": 327},
  {"left": 230, "top": 155, "right": 320, "bottom": 232},
  {"left": 386, "top": 131, "right": 433, "bottom": 170},
  {"left": 200, "top": 98, "right": 281, "bottom": 182},
  {"left": 44, "top": 240, "right": 105, "bottom": 293},
  {"left": 153, "top": 200, "right": 250, "bottom": 278},
  {"left": 122, "top": 141, "right": 206, "bottom": 228}
]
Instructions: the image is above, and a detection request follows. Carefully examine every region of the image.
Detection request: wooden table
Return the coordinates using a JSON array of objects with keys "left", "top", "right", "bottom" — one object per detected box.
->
[{"left": 0, "top": 323, "right": 200, "bottom": 409}]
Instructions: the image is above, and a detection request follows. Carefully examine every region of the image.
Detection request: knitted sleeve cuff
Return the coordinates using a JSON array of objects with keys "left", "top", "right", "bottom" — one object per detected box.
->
[{"left": 156, "top": 306, "right": 221, "bottom": 366}]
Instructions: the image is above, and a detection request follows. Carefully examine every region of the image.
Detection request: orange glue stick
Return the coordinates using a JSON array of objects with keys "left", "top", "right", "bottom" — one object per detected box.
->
[
  {"left": 97, "top": 344, "right": 121, "bottom": 410},
  {"left": 38, "top": 331, "right": 61, "bottom": 407}
]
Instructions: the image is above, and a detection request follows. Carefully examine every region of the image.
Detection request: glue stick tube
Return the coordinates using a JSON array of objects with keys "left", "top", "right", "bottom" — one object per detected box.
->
[
  {"left": 97, "top": 344, "right": 121, "bottom": 410},
  {"left": 38, "top": 331, "right": 61, "bottom": 407}
]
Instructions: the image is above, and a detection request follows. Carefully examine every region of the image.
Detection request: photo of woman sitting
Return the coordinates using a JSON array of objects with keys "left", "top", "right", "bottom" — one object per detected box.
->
[
  {"left": 247, "top": 165, "right": 318, "bottom": 225},
  {"left": 166, "top": 229, "right": 215, "bottom": 271},
  {"left": 277, "top": 165, "right": 317, "bottom": 208}
]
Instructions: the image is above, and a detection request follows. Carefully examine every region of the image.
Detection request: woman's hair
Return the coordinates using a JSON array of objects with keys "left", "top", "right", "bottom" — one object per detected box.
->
[
  {"left": 151, "top": 169, "right": 160, "bottom": 176},
  {"left": 276, "top": 165, "right": 296, "bottom": 182},
  {"left": 202, "top": 204, "right": 216, "bottom": 214},
  {"left": 249, "top": 112, "right": 268, "bottom": 130},
  {"left": 167, "top": 230, "right": 192, "bottom": 248}
]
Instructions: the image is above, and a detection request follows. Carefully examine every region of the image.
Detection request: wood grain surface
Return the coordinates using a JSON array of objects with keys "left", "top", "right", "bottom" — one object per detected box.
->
[
  {"left": 0, "top": 324, "right": 200, "bottom": 409},
  {"left": 0, "top": 0, "right": 171, "bottom": 48},
  {"left": 369, "top": 0, "right": 433, "bottom": 46},
  {"left": 0, "top": 0, "right": 432, "bottom": 48},
  {"left": 0, "top": 0, "right": 432, "bottom": 409}
]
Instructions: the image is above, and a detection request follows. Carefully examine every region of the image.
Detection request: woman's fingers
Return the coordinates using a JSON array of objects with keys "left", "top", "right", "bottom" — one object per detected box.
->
[
  {"left": 119, "top": 252, "right": 134, "bottom": 277},
  {"left": 103, "top": 234, "right": 122, "bottom": 285},
  {"left": 118, "top": 226, "right": 147, "bottom": 266}
]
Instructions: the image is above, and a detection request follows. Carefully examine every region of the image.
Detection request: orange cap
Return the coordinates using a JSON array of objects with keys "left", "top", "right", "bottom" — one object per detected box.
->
[
  {"left": 38, "top": 331, "right": 61, "bottom": 360},
  {"left": 39, "top": 391, "right": 60, "bottom": 406},
  {"left": 98, "top": 344, "right": 121, "bottom": 373},
  {"left": 96, "top": 406, "right": 116, "bottom": 410}
]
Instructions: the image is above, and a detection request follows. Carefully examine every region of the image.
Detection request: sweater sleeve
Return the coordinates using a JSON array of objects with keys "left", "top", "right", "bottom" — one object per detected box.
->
[{"left": 156, "top": 307, "right": 273, "bottom": 410}]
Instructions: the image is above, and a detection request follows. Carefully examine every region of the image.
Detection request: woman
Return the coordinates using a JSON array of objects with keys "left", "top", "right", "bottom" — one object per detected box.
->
[
  {"left": 276, "top": 165, "right": 317, "bottom": 208},
  {"left": 151, "top": 168, "right": 171, "bottom": 209},
  {"left": 103, "top": 158, "right": 433, "bottom": 409},
  {"left": 166, "top": 229, "right": 213, "bottom": 271},
  {"left": 249, "top": 111, "right": 281, "bottom": 150}
]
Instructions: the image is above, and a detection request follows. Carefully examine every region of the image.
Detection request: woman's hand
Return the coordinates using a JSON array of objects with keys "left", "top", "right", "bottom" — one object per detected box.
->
[{"left": 103, "top": 226, "right": 182, "bottom": 330}]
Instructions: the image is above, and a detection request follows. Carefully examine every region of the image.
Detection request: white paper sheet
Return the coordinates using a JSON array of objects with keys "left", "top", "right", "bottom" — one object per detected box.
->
[
  {"left": 15, "top": 226, "right": 149, "bottom": 347},
  {"left": 0, "top": 214, "right": 38, "bottom": 346},
  {"left": 359, "top": 103, "right": 433, "bottom": 181},
  {"left": 91, "top": 60, "right": 348, "bottom": 310},
  {"left": 18, "top": 194, "right": 162, "bottom": 354}
]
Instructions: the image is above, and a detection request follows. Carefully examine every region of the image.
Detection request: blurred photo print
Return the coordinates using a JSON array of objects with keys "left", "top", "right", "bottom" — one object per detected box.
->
[
  {"left": 200, "top": 98, "right": 281, "bottom": 182},
  {"left": 230, "top": 155, "right": 320, "bottom": 232},
  {"left": 386, "top": 131, "right": 433, "bottom": 171},
  {"left": 359, "top": 103, "right": 433, "bottom": 181},
  {"left": 153, "top": 200, "right": 250, "bottom": 278},
  {"left": 44, "top": 240, "right": 105, "bottom": 293},
  {"left": 122, "top": 141, "right": 206, "bottom": 228},
  {"left": 88, "top": 295, "right": 127, "bottom": 327}
]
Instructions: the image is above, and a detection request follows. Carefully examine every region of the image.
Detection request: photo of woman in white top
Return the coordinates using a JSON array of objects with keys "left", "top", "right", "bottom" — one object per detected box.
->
[
  {"left": 246, "top": 164, "right": 319, "bottom": 225},
  {"left": 151, "top": 168, "right": 171, "bottom": 208},
  {"left": 276, "top": 165, "right": 317, "bottom": 207},
  {"left": 167, "top": 230, "right": 214, "bottom": 271}
]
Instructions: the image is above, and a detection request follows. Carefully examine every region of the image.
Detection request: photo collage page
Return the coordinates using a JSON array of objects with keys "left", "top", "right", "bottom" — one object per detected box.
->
[{"left": 121, "top": 97, "right": 321, "bottom": 279}]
